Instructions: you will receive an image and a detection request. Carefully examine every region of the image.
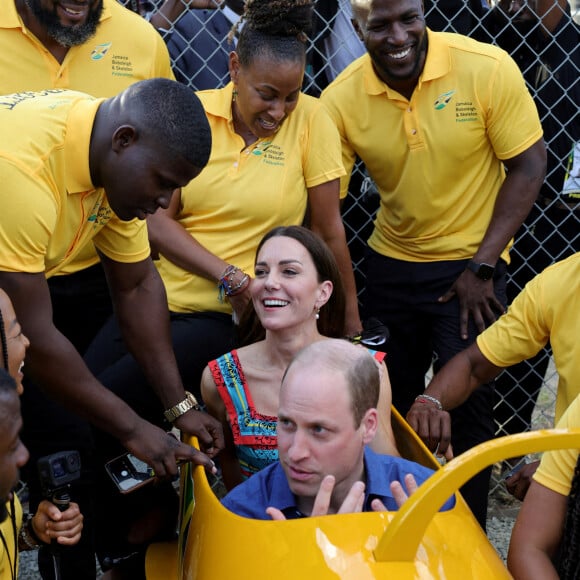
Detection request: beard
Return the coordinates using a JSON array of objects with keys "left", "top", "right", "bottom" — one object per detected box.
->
[{"left": 25, "top": 0, "right": 104, "bottom": 47}]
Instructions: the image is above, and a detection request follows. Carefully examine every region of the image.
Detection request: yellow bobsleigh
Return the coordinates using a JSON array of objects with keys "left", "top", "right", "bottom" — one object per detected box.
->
[{"left": 146, "top": 409, "right": 580, "bottom": 579}]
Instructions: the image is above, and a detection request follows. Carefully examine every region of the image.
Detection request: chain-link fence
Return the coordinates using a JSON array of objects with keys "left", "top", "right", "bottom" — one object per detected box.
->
[{"left": 128, "top": 0, "right": 579, "bottom": 487}]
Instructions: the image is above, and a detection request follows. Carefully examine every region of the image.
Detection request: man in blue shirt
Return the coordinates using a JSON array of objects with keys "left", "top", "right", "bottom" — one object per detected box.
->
[{"left": 222, "top": 339, "right": 455, "bottom": 519}]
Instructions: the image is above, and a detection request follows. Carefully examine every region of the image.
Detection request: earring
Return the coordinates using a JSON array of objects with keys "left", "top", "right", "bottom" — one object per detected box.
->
[
  {"left": 315, "top": 307, "right": 320, "bottom": 320},
  {"left": 232, "top": 88, "right": 238, "bottom": 102}
]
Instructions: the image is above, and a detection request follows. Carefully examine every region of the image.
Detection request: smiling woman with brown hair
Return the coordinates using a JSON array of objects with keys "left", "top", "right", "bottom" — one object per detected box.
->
[{"left": 201, "top": 226, "right": 397, "bottom": 491}]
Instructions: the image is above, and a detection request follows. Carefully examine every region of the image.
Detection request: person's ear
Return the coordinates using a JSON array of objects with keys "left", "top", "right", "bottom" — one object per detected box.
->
[
  {"left": 229, "top": 51, "right": 240, "bottom": 85},
  {"left": 316, "top": 280, "right": 333, "bottom": 308},
  {"left": 361, "top": 408, "right": 378, "bottom": 444},
  {"left": 111, "top": 125, "right": 137, "bottom": 152}
]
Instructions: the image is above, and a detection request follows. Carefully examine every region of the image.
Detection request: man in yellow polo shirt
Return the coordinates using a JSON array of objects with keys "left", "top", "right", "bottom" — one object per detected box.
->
[
  {"left": 0, "top": 0, "right": 174, "bottom": 355},
  {"left": 407, "top": 252, "right": 580, "bottom": 501},
  {"left": 0, "top": 2, "right": 175, "bottom": 576},
  {"left": 321, "top": 0, "right": 546, "bottom": 528},
  {"left": 0, "top": 80, "right": 220, "bottom": 579}
]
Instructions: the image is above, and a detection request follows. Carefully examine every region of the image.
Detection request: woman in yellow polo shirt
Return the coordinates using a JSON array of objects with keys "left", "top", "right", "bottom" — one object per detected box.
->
[{"left": 84, "top": 0, "right": 360, "bottom": 403}]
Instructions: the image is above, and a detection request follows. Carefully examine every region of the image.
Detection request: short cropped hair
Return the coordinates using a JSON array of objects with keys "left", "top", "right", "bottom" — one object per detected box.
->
[
  {"left": 121, "top": 78, "right": 212, "bottom": 170},
  {"left": 285, "top": 339, "right": 380, "bottom": 427}
]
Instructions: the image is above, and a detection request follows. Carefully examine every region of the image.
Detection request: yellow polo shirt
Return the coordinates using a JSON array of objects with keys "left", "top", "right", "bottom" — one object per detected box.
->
[
  {"left": 157, "top": 83, "right": 345, "bottom": 314},
  {"left": 321, "top": 30, "right": 543, "bottom": 263},
  {"left": 534, "top": 393, "right": 580, "bottom": 497},
  {"left": 0, "top": 497, "right": 22, "bottom": 580},
  {"left": 0, "top": 0, "right": 173, "bottom": 274},
  {"left": 0, "top": 90, "right": 150, "bottom": 277},
  {"left": 477, "top": 252, "right": 580, "bottom": 424}
]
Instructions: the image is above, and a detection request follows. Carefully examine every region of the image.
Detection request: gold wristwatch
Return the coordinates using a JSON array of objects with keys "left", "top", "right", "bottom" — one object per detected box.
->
[{"left": 164, "top": 391, "right": 201, "bottom": 423}]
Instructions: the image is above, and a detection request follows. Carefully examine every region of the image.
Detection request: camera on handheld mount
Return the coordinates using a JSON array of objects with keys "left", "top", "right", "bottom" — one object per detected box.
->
[
  {"left": 37, "top": 450, "right": 81, "bottom": 512},
  {"left": 36, "top": 451, "right": 81, "bottom": 578}
]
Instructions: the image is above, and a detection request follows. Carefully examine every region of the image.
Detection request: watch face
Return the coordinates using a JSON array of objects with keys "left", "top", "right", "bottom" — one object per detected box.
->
[
  {"left": 478, "top": 264, "right": 495, "bottom": 280},
  {"left": 467, "top": 260, "right": 495, "bottom": 280}
]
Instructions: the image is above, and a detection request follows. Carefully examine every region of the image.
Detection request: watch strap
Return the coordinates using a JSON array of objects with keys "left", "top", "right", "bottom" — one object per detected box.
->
[
  {"left": 164, "top": 391, "right": 201, "bottom": 423},
  {"left": 466, "top": 260, "right": 495, "bottom": 280}
]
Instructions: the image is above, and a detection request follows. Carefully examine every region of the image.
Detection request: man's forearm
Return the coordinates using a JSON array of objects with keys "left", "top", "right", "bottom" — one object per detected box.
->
[
  {"left": 474, "top": 140, "right": 546, "bottom": 265},
  {"left": 26, "top": 330, "right": 142, "bottom": 441},
  {"left": 112, "top": 268, "right": 186, "bottom": 409},
  {"left": 424, "top": 346, "right": 500, "bottom": 410}
]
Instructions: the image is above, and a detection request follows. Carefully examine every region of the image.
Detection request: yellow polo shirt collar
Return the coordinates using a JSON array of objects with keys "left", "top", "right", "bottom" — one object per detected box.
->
[{"left": 363, "top": 29, "right": 451, "bottom": 98}]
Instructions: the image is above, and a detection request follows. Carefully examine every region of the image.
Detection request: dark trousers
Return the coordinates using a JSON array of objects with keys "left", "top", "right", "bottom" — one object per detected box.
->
[
  {"left": 494, "top": 202, "right": 579, "bottom": 435},
  {"left": 362, "top": 250, "right": 507, "bottom": 529},
  {"left": 84, "top": 310, "right": 236, "bottom": 401},
  {"left": 21, "top": 263, "right": 113, "bottom": 579}
]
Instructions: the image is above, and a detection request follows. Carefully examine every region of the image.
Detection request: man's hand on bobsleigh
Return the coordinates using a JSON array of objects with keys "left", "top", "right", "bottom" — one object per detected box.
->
[
  {"left": 174, "top": 409, "right": 224, "bottom": 459},
  {"left": 123, "top": 419, "right": 217, "bottom": 480},
  {"left": 406, "top": 402, "right": 454, "bottom": 460}
]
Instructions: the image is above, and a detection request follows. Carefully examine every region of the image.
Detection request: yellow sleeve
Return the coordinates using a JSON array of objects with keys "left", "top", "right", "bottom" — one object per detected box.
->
[
  {"left": 534, "top": 396, "right": 580, "bottom": 496},
  {"left": 302, "top": 102, "right": 346, "bottom": 190},
  {"left": 320, "top": 91, "right": 357, "bottom": 200},
  {"left": 0, "top": 164, "right": 57, "bottom": 273},
  {"left": 485, "top": 51, "right": 543, "bottom": 160},
  {"left": 93, "top": 216, "right": 151, "bottom": 264}
]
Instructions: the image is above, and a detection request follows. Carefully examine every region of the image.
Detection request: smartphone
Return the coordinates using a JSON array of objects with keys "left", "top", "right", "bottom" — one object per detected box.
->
[
  {"left": 105, "top": 453, "right": 156, "bottom": 494},
  {"left": 503, "top": 463, "right": 524, "bottom": 481}
]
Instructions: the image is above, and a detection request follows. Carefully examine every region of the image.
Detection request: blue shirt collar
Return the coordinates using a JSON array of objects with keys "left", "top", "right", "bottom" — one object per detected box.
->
[{"left": 268, "top": 447, "right": 394, "bottom": 514}]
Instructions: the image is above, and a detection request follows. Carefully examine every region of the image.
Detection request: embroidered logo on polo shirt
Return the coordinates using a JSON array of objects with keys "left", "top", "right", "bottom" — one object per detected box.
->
[
  {"left": 261, "top": 144, "right": 285, "bottom": 167},
  {"left": 251, "top": 140, "right": 273, "bottom": 155},
  {"left": 434, "top": 90, "right": 455, "bottom": 110},
  {"left": 111, "top": 54, "right": 135, "bottom": 78},
  {"left": 455, "top": 100, "right": 478, "bottom": 123},
  {"left": 91, "top": 42, "right": 112, "bottom": 61},
  {"left": 88, "top": 202, "right": 113, "bottom": 227}
]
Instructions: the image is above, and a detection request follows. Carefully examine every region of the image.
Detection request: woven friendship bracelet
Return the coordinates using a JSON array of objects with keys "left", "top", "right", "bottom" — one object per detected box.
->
[
  {"left": 414, "top": 394, "right": 443, "bottom": 410},
  {"left": 217, "top": 265, "right": 250, "bottom": 302}
]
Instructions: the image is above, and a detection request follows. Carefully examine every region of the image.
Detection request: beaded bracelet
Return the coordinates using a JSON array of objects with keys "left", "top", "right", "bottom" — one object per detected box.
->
[
  {"left": 217, "top": 265, "right": 250, "bottom": 302},
  {"left": 414, "top": 394, "right": 443, "bottom": 411}
]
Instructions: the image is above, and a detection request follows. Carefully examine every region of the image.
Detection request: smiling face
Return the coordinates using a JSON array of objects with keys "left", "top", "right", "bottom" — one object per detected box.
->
[
  {"left": 0, "top": 290, "right": 30, "bottom": 395},
  {"left": 251, "top": 236, "right": 332, "bottom": 333},
  {"left": 229, "top": 52, "right": 304, "bottom": 140},
  {"left": 355, "top": 0, "right": 427, "bottom": 97},
  {"left": 0, "top": 388, "right": 29, "bottom": 521},
  {"left": 24, "top": 0, "right": 104, "bottom": 47},
  {"left": 277, "top": 363, "right": 376, "bottom": 515},
  {"left": 102, "top": 135, "right": 203, "bottom": 222}
]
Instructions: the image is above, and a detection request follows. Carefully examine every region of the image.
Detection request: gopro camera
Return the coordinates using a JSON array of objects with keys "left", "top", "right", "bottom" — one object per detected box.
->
[
  {"left": 105, "top": 452, "right": 156, "bottom": 494},
  {"left": 37, "top": 450, "right": 82, "bottom": 497}
]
